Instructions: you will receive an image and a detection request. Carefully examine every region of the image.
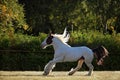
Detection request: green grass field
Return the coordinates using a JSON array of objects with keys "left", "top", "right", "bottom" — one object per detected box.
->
[{"left": 0, "top": 71, "right": 120, "bottom": 80}]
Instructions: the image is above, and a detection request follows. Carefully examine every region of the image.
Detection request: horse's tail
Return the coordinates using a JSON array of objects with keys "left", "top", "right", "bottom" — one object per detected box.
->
[{"left": 92, "top": 46, "right": 109, "bottom": 65}]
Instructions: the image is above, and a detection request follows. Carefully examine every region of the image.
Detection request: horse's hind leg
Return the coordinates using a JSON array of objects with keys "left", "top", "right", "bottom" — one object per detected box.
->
[
  {"left": 85, "top": 61, "right": 94, "bottom": 76},
  {"left": 68, "top": 59, "right": 84, "bottom": 75}
]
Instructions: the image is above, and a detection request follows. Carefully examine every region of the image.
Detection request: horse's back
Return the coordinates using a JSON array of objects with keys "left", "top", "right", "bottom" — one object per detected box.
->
[
  {"left": 73, "top": 46, "right": 93, "bottom": 54},
  {"left": 74, "top": 46, "right": 93, "bottom": 59}
]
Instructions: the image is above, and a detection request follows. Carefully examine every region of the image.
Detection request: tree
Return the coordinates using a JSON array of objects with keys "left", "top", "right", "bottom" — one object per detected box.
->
[
  {"left": 19, "top": 0, "right": 81, "bottom": 35},
  {"left": 0, "top": 0, "right": 28, "bottom": 34},
  {"left": 19, "top": 0, "right": 120, "bottom": 35},
  {"left": 87, "top": 0, "right": 120, "bottom": 34},
  {"left": 19, "top": 0, "right": 96, "bottom": 35}
]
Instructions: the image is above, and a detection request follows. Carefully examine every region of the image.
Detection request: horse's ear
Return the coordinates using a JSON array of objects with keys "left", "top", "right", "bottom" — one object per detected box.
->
[
  {"left": 48, "top": 29, "right": 52, "bottom": 36},
  {"left": 48, "top": 33, "right": 51, "bottom": 36},
  {"left": 48, "top": 31, "right": 53, "bottom": 37}
]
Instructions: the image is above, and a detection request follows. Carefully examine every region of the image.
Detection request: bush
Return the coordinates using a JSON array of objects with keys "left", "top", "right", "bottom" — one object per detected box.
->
[
  {"left": 0, "top": 33, "right": 53, "bottom": 71},
  {"left": 0, "top": 31, "right": 120, "bottom": 71},
  {"left": 69, "top": 30, "right": 120, "bottom": 70}
]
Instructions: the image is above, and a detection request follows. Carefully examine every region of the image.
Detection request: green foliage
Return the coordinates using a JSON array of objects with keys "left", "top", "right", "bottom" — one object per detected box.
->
[
  {"left": 0, "top": 0, "right": 28, "bottom": 34},
  {"left": 0, "top": 33, "right": 53, "bottom": 70},
  {"left": 19, "top": 0, "right": 97, "bottom": 35},
  {"left": 70, "top": 30, "right": 120, "bottom": 57},
  {"left": 0, "top": 31, "right": 120, "bottom": 71},
  {"left": 0, "top": 33, "right": 45, "bottom": 50},
  {"left": 70, "top": 31, "right": 120, "bottom": 70},
  {"left": 19, "top": 0, "right": 120, "bottom": 35},
  {"left": 0, "top": 0, "right": 120, "bottom": 71},
  {"left": 86, "top": 0, "right": 120, "bottom": 33}
]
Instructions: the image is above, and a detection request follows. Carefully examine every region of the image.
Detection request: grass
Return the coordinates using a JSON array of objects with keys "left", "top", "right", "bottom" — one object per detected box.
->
[{"left": 0, "top": 71, "right": 120, "bottom": 80}]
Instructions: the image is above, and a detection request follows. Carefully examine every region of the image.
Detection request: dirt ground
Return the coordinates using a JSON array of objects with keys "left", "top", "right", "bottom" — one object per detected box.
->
[{"left": 0, "top": 71, "right": 120, "bottom": 80}]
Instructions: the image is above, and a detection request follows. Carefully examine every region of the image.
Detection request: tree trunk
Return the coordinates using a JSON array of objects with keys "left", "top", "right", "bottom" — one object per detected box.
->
[
  {"left": 103, "top": 22, "right": 107, "bottom": 34},
  {"left": 101, "top": 15, "right": 107, "bottom": 34}
]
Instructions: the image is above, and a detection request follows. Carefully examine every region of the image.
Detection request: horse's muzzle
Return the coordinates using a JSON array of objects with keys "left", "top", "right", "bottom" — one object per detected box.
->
[{"left": 41, "top": 43, "right": 46, "bottom": 49}]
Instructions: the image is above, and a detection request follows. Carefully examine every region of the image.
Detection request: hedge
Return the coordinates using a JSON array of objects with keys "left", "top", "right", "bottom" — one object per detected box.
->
[{"left": 0, "top": 31, "right": 120, "bottom": 71}]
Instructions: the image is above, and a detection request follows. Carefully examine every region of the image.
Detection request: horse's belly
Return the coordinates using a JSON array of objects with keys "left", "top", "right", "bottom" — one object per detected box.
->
[
  {"left": 63, "top": 46, "right": 93, "bottom": 62},
  {"left": 63, "top": 53, "right": 82, "bottom": 62}
]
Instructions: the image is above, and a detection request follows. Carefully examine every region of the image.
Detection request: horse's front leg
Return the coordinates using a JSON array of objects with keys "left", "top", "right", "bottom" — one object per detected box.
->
[
  {"left": 43, "top": 61, "right": 56, "bottom": 76},
  {"left": 43, "top": 56, "right": 64, "bottom": 75}
]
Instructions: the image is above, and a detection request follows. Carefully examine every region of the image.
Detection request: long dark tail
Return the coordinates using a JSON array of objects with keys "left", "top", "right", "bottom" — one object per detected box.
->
[{"left": 92, "top": 46, "right": 109, "bottom": 65}]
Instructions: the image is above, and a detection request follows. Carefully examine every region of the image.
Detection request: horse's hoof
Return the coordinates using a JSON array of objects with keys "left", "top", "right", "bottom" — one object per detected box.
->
[
  {"left": 68, "top": 72, "right": 74, "bottom": 76},
  {"left": 68, "top": 73, "right": 71, "bottom": 75},
  {"left": 85, "top": 74, "right": 91, "bottom": 76},
  {"left": 43, "top": 72, "right": 49, "bottom": 76}
]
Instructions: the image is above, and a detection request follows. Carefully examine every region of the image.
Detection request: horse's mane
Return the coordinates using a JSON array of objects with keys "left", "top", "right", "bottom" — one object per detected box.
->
[
  {"left": 53, "top": 35, "right": 71, "bottom": 47},
  {"left": 53, "top": 34, "right": 70, "bottom": 43},
  {"left": 53, "top": 35, "right": 66, "bottom": 43}
]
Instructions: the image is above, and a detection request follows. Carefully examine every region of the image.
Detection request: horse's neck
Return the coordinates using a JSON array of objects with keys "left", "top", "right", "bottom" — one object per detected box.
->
[{"left": 52, "top": 38, "right": 70, "bottom": 50}]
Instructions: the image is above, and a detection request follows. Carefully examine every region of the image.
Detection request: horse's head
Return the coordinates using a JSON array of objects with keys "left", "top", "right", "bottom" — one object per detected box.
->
[
  {"left": 41, "top": 27, "right": 70, "bottom": 49},
  {"left": 41, "top": 32, "right": 70, "bottom": 49},
  {"left": 41, "top": 33, "right": 54, "bottom": 49}
]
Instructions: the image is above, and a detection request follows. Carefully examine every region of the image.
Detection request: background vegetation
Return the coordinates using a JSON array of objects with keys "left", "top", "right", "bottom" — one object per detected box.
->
[
  {"left": 19, "top": 0, "right": 120, "bottom": 35},
  {"left": 0, "top": 0, "right": 120, "bottom": 71}
]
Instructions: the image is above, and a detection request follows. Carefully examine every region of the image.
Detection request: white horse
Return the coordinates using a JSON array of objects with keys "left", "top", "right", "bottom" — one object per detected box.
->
[{"left": 41, "top": 33, "right": 109, "bottom": 76}]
